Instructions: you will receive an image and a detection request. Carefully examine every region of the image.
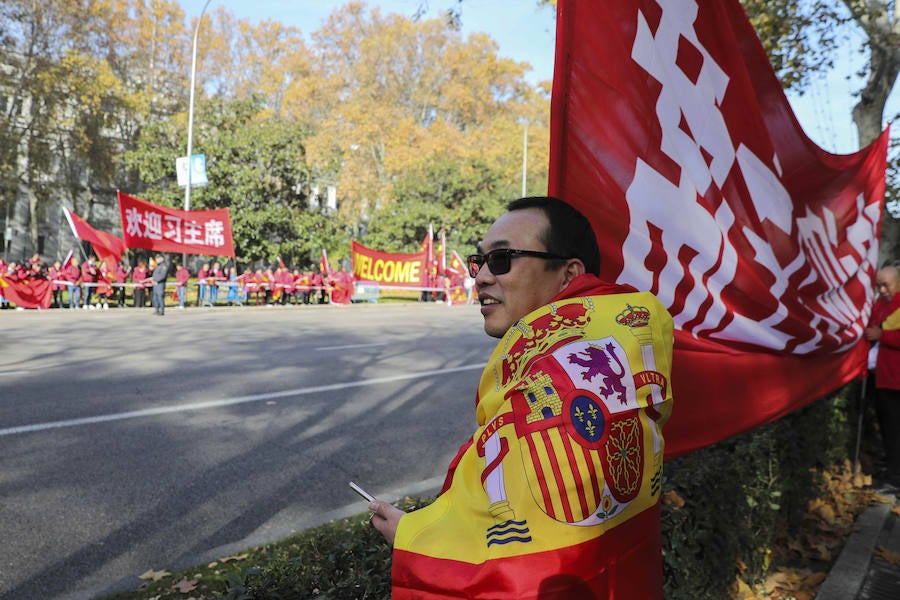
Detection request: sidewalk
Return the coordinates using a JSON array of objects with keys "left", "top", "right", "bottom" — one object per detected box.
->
[{"left": 817, "top": 487, "right": 900, "bottom": 600}]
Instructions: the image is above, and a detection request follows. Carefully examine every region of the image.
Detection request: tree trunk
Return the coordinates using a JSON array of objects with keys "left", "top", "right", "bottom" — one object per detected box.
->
[
  {"left": 28, "top": 188, "right": 38, "bottom": 252},
  {"left": 849, "top": 0, "right": 900, "bottom": 266}
]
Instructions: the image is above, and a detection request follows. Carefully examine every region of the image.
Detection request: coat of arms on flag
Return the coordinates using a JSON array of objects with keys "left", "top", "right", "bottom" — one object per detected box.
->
[{"left": 507, "top": 330, "right": 661, "bottom": 525}]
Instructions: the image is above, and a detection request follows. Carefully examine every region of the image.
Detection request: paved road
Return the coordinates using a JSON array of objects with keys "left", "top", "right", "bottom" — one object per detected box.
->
[{"left": 0, "top": 302, "right": 495, "bottom": 600}]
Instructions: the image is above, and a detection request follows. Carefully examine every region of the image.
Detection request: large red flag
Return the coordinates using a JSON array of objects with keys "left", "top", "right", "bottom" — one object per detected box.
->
[
  {"left": 63, "top": 207, "right": 125, "bottom": 271},
  {"left": 549, "top": 0, "right": 888, "bottom": 458},
  {"left": 118, "top": 191, "right": 235, "bottom": 257},
  {"left": 0, "top": 276, "right": 52, "bottom": 309}
]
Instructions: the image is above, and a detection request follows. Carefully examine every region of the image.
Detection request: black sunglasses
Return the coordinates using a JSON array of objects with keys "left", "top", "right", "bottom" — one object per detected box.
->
[{"left": 466, "top": 248, "right": 572, "bottom": 278}]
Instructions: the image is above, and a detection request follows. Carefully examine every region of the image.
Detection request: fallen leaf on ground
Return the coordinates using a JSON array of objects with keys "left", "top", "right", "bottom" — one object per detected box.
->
[
  {"left": 138, "top": 569, "right": 171, "bottom": 581},
  {"left": 873, "top": 545, "right": 900, "bottom": 566},
  {"left": 662, "top": 490, "right": 685, "bottom": 509},
  {"left": 814, "top": 502, "right": 837, "bottom": 525},
  {"left": 219, "top": 552, "right": 249, "bottom": 563},
  {"left": 853, "top": 471, "right": 872, "bottom": 487},
  {"left": 171, "top": 578, "right": 198, "bottom": 593},
  {"left": 732, "top": 576, "right": 755, "bottom": 599}
]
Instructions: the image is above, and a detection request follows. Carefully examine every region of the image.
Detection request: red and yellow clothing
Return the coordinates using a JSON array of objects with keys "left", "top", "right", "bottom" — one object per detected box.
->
[
  {"left": 870, "top": 295, "right": 900, "bottom": 391},
  {"left": 392, "top": 274, "right": 674, "bottom": 599}
]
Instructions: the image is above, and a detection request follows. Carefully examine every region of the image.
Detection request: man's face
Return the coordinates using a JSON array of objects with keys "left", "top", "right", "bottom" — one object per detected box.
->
[
  {"left": 475, "top": 208, "right": 573, "bottom": 338},
  {"left": 877, "top": 267, "right": 900, "bottom": 302}
]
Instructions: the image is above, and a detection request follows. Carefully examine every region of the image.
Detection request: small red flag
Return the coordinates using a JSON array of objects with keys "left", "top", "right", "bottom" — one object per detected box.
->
[{"left": 63, "top": 207, "right": 125, "bottom": 270}]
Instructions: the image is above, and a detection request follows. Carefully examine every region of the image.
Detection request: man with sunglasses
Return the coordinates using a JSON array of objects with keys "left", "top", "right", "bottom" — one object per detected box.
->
[{"left": 370, "top": 196, "right": 674, "bottom": 599}]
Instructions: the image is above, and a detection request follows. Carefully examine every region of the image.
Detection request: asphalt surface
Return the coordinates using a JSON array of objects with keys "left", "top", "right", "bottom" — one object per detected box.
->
[{"left": 0, "top": 302, "right": 495, "bottom": 600}]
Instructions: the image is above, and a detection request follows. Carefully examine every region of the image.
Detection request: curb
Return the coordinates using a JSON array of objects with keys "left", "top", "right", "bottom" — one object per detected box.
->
[{"left": 816, "top": 501, "right": 890, "bottom": 600}]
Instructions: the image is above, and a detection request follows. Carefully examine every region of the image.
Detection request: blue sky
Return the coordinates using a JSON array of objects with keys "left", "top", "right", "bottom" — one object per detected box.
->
[{"left": 181, "top": 0, "right": 893, "bottom": 156}]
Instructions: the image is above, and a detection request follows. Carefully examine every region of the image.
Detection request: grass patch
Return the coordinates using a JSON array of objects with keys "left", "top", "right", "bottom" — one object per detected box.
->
[{"left": 100, "top": 497, "right": 430, "bottom": 600}]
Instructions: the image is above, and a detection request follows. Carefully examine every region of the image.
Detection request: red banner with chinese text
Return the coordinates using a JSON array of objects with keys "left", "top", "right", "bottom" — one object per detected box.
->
[
  {"left": 351, "top": 240, "right": 427, "bottom": 288},
  {"left": 117, "top": 192, "right": 235, "bottom": 257},
  {"left": 549, "top": 0, "right": 888, "bottom": 458}
]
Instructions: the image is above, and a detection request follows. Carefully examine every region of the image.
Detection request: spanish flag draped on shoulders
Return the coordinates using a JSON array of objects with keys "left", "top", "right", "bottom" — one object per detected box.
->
[{"left": 393, "top": 274, "right": 674, "bottom": 599}]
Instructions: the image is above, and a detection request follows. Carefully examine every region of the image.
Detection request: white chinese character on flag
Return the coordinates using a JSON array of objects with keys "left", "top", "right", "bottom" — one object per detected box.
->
[
  {"left": 163, "top": 215, "right": 183, "bottom": 243},
  {"left": 143, "top": 212, "right": 163, "bottom": 240},
  {"left": 624, "top": 0, "right": 869, "bottom": 352},
  {"left": 184, "top": 220, "right": 203, "bottom": 245},
  {"left": 205, "top": 219, "right": 225, "bottom": 247},
  {"left": 125, "top": 207, "right": 144, "bottom": 238}
]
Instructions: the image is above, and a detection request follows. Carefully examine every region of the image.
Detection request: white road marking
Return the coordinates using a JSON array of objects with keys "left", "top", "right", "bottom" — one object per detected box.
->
[
  {"left": 0, "top": 364, "right": 484, "bottom": 437},
  {"left": 315, "top": 342, "right": 390, "bottom": 351}
]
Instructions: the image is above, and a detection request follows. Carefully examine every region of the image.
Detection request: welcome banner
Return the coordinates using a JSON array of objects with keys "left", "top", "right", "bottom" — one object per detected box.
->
[
  {"left": 117, "top": 191, "right": 235, "bottom": 257},
  {"left": 351, "top": 240, "right": 427, "bottom": 288},
  {"left": 549, "top": 0, "right": 888, "bottom": 458}
]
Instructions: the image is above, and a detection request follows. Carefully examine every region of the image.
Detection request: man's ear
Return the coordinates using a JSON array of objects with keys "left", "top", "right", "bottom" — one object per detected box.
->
[{"left": 559, "top": 258, "right": 586, "bottom": 289}]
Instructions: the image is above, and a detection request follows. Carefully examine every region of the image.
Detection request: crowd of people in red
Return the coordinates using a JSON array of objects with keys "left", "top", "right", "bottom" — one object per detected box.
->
[{"left": 0, "top": 253, "right": 360, "bottom": 310}]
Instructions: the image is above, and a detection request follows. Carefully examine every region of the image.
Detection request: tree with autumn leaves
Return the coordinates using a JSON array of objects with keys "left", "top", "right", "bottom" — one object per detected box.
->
[
  {"left": 0, "top": 0, "right": 190, "bottom": 242},
  {"left": 0, "top": 0, "right": 550, "bottom": 267},
  {"left": 3, "top": 0, "right": 897, "bottom": 265}
]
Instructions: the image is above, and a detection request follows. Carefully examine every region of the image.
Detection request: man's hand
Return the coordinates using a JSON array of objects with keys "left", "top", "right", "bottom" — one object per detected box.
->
[
  {"left": 865, "top": 326, "right": 882, "bottom": 342},
  {"left": 369, "top": 499, "right": 405, "bottom": 546}
]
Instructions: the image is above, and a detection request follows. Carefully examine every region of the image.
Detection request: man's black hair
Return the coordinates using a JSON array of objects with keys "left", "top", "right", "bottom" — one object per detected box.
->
[{"left": 506, "top": 196, "right": 601, "bottom": 276}]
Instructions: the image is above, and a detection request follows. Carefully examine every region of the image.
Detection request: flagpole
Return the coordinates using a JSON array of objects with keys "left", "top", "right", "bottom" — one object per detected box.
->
[
  {"left": 853, "top": 373, "right": 869, "bottom": 476},
  {"left": 185, "top": 0, "right": 212, "bottom": 214},
  {"left": 62, "top": 208, "right": 90, "bottom": 263}
]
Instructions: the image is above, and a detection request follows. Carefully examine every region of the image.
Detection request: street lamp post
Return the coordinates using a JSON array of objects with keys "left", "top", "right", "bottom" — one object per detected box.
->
[
  {"left": 184, "top": 0, "right": 213, "bottom": 213},
  {"left": 521, "top": 120, "right": 528, "bottom": 197}
]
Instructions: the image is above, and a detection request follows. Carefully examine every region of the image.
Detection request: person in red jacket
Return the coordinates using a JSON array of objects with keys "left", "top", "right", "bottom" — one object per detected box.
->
[
  {"left": 209, "top": 261, "right": 223, "bottom": 306},
  {"left": 329, "top": 268, "right": 354, "bottom": 305},
  {"left": 175, "top": 263, "right": 191, "bottom": 309},
  {"left": 290, "top": 268, "right": 304, "bottom": 304},
  {"left": 0, "top": 258, "right": 6, "bottom": 309},
  {"left": 114, "top": 261, "right": 132, "bottom": 308},
  {"left": 311, "top": 269, "right": 326, "bottom": 304},
  {"left": 865, "top": 260, "right": 900, "bottom": 487},
  {"left": 64, "top": 256, "right": 83, "bottom": 309},
  {"left": 81, "top": 256, "right": 99, "bottom": 309},
  {"left": 197, "top": 262, "right": 210, "bottom": 307},
  {"left": 298, "top": 270, "right": 312, "bottom": 304},
  {"left": 132, "top": 261, "right": 148, "bottom": 308},
  {"left": 96, "top": 261, "right": 113, "bottom": 309},
  {"left": 49, "top": 260, "right": 64, "bottom": 308},
  {"left": 278, "top": 265, "right": 295, "bottom": 305}
]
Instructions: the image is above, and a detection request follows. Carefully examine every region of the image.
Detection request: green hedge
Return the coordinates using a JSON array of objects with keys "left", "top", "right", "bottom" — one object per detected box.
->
[{"left": 661, "top": 385, "right": 855, "bottom": 599}]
